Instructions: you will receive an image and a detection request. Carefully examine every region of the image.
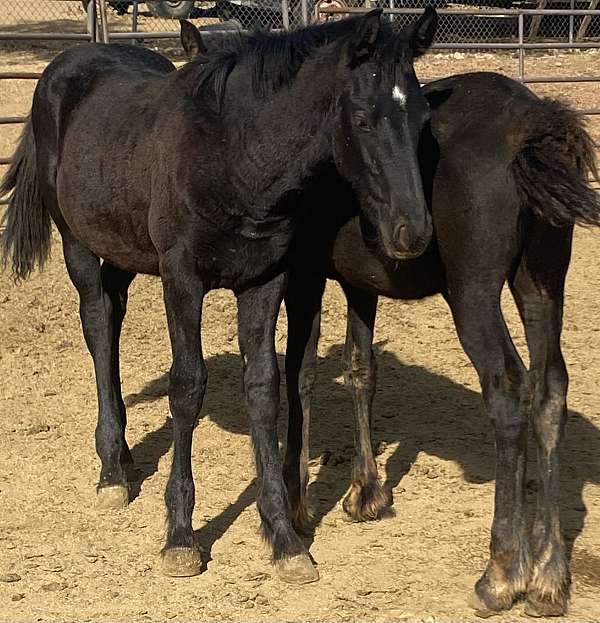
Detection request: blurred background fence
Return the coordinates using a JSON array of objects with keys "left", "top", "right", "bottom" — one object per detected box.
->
[{"left": 0, "top": 0, "right": 598, "bottom": 41}]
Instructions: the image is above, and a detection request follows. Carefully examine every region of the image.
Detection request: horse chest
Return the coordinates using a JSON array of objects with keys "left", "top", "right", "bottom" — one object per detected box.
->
[{"left": 190, "top": 223, "right": 293, "bottom": 290}]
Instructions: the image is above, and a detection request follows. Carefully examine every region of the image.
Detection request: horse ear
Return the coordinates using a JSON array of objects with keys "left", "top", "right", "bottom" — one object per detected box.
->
[
  {"left": 180, "top": 19, "right": 207, "bottom": 59},
  {"left": 346, "top": 8, "right": 383, "bottom": 67},
  {"left": 403, "top": 7, "right": 438, "bottom": 58}
]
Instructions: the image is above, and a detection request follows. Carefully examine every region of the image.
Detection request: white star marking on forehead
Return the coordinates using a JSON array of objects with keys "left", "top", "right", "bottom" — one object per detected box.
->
[{"left": 392, "top": 85, "right": 406, "bottom": 106}]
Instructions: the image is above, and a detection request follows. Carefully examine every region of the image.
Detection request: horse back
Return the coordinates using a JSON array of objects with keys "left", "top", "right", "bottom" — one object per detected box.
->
[
  {"left": 424, "top": 72, "right": 592, "bottom": 277},
  {"left": 424, "top": 72, "right": 538, "bottom": 155},
  {"left": 33, "top": 43, "right": 174, "bottom": 163}
]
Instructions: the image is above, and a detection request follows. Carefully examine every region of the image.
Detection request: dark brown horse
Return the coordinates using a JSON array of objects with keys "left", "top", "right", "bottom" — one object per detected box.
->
[
  {"left": 1, "top": 11, "right": 439, "bottom": 583},
  {"left": 282, "top": 71, "right": 600, "bottom": 614}
]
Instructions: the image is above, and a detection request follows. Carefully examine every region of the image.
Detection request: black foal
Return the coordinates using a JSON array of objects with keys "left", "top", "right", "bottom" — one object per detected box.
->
[
  {"left": 1, "top": 11, "right": 439, "bottom": 582},
  {"left": 284, "top": 71, "right": 600, "bottom": 613}
]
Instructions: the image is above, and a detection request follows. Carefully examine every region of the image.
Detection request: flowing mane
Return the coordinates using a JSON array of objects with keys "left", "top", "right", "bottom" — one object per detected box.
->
[{"left": 189, "top": 18, "right": 398, "bottom": 106}]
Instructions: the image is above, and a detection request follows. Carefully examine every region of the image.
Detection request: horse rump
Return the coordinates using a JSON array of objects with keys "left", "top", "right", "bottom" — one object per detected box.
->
[
  {"left": 0, "top": 118, "right": 51, "bottom": 281},
  {"left": 513, "top": 97, "right": 600, "bottom": 228}
]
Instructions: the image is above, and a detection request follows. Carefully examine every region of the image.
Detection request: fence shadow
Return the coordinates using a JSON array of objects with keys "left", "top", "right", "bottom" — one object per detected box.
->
[{"left": 125, "top": 341, "right": 600, "bottom": 564}]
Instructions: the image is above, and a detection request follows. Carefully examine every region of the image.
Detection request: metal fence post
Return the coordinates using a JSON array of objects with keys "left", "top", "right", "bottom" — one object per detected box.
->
[
  {"left": 518, "top": 12, "right": 525, "bottom": 82},
  {"left": 132, "top": 0, "right": 140, "bottom": 44},
  {"left": 569, "top": 0, "right": 575, "bottom": 43},
  {"left": 86, "top": 0, "right": 98, "bottom": 43},
  {"left": 98, "top": 0, "right": 110, "bottom": 44},
  {"left": 300, "top": 0, "right": 309, "bottom": 26},
  {"left": 281, "top": 0, "right": 291, "bottom": 30}
]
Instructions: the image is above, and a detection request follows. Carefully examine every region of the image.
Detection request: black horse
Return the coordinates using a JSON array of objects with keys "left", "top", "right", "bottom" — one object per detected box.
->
[
  {"left": 282, "top": 72, "right": 600, "bottom": 614},
  {"left": 0, "top": 11, "right": 439, "bottom": 583}
]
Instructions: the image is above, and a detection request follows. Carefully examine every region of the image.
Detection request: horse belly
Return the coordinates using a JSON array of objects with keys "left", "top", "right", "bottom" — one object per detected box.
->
[{"left": 57, "top": 139, "right": 159, "bottom": 275}]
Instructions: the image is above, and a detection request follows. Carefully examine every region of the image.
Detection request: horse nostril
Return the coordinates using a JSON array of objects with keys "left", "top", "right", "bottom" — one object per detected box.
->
[{"left": 393, "top": 223, "right": 411, "bottom": 251}]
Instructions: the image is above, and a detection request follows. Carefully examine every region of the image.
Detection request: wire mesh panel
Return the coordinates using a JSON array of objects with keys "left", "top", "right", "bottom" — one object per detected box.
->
[
  {"left": 316, "top": 0, "right": 600, "bottom": 41},
  {"left": 0, "top": 0, "right": 89, "bottom": 33}
]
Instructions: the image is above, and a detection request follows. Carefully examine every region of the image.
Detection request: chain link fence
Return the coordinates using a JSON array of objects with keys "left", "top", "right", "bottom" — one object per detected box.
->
[
  {"left": 331, "top": 1, "right": 600, "bottom": 41},
  {"left": 0, "top": 1, "right": 598, "bottom": 41},
  {"left": 0, "top": 1, "right": 88, "bottom": 35}
]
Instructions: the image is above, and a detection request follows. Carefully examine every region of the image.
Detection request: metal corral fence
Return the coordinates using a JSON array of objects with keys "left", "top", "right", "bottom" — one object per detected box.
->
[
  {"left": 1, "top": 0, "right": 600, "bottom": 38},
  {"left": 1, "top": 0, "right": 599, "bottom": 208}
]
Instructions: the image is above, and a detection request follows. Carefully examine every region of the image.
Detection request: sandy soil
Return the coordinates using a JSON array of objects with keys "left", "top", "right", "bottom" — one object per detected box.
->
[{"left": 1, "top": 26, "right": 600, "bottom": 623}]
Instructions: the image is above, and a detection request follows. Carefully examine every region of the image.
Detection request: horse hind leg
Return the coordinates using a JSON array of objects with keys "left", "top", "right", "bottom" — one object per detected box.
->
[
  {"left": 341, "top": 285, "right": 391, "bottom": 522},
  {"left": 100, "top": 262, "right": 137, "bottom": 474},
  {"left": 282, "top": 270, "right": 325, "bottom": 532},
  {"left": 510, "top": 222, "right": 573, "bottom": 617},
  {"left": 62, "top": 232, "right": 136, "bottom": 509},
  {"left": 447, "top": 280, "right": 531, "bottom": 615}
]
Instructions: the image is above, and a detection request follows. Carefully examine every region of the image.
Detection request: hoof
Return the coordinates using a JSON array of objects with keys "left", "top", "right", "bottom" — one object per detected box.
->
[
  {"left": 96, "top": 484, "right": 129, "bottom": 509},
  {"left": 524, "top": 593, "right": 567, "bottom": 618},
  {"left": 468, "top": 557, "right": 528, "bottom": 617},
  {"left": 275, "top": 553, "right": 319, "bottom": 584},
  {"left": 342, "top": 478, "right": 392, "bottom": 522},
  {"left": 468, "top": 591, "right": 498, "bottom": 618},
  {"left": 161, "top": 547, "right": 204, "bottom": 577},
  {"left": 468, "top": 591, "right": 507, "bottom": 618},
  {"left": 525, "top": 550, "right": 569, "bottom": 618}
]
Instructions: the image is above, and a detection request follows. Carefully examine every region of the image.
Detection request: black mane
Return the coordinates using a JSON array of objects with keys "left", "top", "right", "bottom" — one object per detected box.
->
[{"left": 191, "top": 18, "right": 397, "bottom": 107}]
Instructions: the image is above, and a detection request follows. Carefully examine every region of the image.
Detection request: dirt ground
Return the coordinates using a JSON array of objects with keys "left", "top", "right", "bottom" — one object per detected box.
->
[{"left": 1, "top": 19, "right": 600, "bottom": 623}]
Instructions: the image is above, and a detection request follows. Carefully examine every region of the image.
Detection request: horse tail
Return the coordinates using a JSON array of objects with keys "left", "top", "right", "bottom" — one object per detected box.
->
[
  {"left": 512, "top": 97, "right": 600, "bottom": 228},
  {"left": 0, "top": 118, "right": 51, "bottom": 281}
]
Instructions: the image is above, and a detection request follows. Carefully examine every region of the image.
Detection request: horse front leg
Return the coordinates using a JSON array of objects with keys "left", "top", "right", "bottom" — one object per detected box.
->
[
  {"left": 100, "top": 262, "right": 137, "bottom": 475},
  {"left": 340, "top": 284, "right": 391, "bottom": 522},
  {"left": 237, "top": 272, "right": 319, "bottom": 584},
  {"left": 283, "top": 269, "right": 326, "bottom": 532},
  {"left": 159, "top": 249, "right": 207, "bottom": 577}
]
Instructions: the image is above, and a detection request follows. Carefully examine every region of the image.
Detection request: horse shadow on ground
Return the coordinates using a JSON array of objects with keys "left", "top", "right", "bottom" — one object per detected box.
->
[{"left": 123, "top": 343, "right": 600, "bottom": 568}]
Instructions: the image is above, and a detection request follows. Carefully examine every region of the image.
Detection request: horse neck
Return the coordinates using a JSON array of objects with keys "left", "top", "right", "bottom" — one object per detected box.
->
[{"left": 224, "top": 56, "right": 338, "bottom": 206}]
